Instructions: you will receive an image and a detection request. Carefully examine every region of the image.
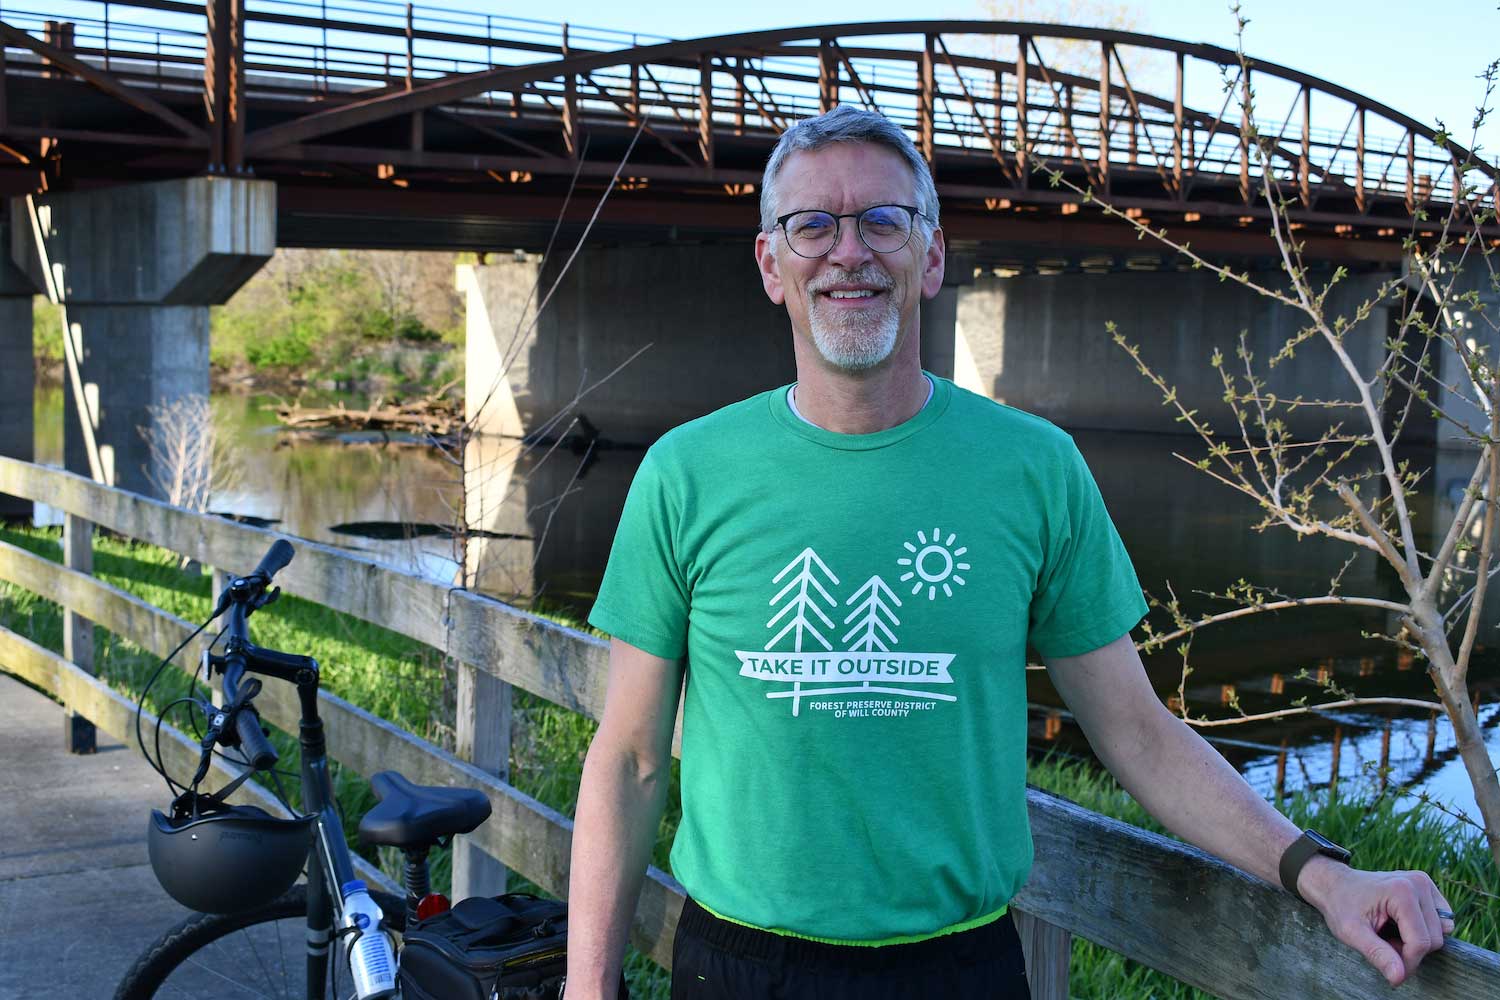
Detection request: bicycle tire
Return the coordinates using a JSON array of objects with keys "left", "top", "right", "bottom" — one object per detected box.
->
[{"left": 114, "top": 882, "right": 405, "bottom": 1000}]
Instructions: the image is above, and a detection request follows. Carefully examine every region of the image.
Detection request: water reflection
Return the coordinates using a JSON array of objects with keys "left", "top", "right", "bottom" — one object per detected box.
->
[{"left": 29, "top": 385, "right": 1499, "bottom": 825}]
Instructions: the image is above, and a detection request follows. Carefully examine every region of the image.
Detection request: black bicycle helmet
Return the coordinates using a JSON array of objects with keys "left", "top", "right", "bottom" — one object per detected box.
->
[{"left": 148, "top": 793, "right": 316, "bottom": 914}]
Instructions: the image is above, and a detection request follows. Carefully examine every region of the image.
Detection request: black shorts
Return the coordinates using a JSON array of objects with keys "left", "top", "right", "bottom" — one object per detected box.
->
[{"left": 670, "top": 897, "right": 1032, "bottom": 1000}]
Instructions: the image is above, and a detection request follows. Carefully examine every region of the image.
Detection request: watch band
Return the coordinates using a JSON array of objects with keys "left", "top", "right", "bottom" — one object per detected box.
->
[{"left": 1279, "top": 830, "right": 1351, "bottom": 904}]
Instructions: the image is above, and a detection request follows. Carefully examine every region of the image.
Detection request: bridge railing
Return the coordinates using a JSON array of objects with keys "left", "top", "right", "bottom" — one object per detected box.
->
[
  {"left": 0, "top": 454, "right": 1497, "bottom": 998},
  {"left": 5, "top": 3, "right": 1491, "bottom": 221}
]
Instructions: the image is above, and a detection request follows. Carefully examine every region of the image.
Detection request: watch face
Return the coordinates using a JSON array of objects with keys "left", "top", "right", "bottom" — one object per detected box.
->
[{"left": 1306, "top": 830, "right": 1352, "bottom": 861}]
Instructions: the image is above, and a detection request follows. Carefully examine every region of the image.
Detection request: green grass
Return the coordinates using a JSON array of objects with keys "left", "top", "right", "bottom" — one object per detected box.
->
[{"left": 1, "top": 523, "right": 1494, "bottom": 1000}]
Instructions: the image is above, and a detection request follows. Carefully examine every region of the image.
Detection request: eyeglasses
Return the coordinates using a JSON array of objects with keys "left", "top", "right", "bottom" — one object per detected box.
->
[{"left": 774, "top": 204, "right": 929, "bottom": 259}]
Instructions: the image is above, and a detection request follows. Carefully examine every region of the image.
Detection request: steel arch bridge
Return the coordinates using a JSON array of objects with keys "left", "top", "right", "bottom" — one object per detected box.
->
[{"left": 4, "top": 1, "right": 1494, "bottom": 259}]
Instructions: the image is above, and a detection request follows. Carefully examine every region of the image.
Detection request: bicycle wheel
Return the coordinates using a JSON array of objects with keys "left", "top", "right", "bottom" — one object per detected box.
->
[{"left": 115, "top": 883, "right": 405, "bottom": 1000}]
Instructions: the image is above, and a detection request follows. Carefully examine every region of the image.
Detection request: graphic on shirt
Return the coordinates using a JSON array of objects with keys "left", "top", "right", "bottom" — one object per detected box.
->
[
  {"left": 736, "top": 538, "right": 967, "bottom": 718},
  {"left": 897, "top": 528, "right": 971, "bottom": 600}
]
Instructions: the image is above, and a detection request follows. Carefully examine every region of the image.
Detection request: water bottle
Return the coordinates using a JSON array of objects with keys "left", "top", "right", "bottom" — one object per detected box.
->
[{"left": 340, "top": 879, "right": 397, "bottom": 999}]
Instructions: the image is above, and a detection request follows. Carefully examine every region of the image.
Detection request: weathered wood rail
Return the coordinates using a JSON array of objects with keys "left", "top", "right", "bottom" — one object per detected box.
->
[{"left": 1, "top": 455, "right": 1496, "bottom": 999}]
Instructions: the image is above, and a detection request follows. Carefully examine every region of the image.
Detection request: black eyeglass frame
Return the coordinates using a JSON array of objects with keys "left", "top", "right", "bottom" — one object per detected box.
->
[{"left": 774, "top": 204, "right": 932, "bottom": 259}]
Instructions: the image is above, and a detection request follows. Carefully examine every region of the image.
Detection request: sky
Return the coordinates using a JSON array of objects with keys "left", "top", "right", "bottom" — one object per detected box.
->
[{"left": 540, "top": 0, "right": 1500, "bottom": 159}]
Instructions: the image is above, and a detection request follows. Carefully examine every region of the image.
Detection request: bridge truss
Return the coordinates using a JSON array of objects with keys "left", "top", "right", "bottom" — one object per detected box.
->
[{"left": 3, "top": 1, "right": 1495, "bottom": 260}]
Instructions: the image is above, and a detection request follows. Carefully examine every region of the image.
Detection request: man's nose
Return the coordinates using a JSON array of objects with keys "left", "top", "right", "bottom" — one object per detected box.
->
[{"left": 825, "top": 218, "right": 874, "bottom": 268}]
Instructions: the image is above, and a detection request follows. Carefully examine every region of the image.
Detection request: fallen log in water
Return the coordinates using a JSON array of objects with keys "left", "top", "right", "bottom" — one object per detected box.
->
[{"left": 274, "top": 394, "right": 462, "bottom": 437}]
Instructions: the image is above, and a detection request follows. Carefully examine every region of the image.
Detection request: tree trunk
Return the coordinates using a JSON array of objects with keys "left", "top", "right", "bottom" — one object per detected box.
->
[{"left": 1424, "top": 635, "right": 1500, "bottom": 867}]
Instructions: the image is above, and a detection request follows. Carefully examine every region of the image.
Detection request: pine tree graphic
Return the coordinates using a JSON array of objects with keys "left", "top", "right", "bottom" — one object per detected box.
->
[
  {"left": 842, "top": 575, "right": 902, "bottom": 691},
  {"left": 765, "top": 547, "right": 839, "bottom": 716}
]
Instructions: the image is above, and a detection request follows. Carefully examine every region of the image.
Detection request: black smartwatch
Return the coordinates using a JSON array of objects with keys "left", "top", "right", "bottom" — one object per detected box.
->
[{"left": 1279, "top": 829, "right": 1351, "bottom": 904}]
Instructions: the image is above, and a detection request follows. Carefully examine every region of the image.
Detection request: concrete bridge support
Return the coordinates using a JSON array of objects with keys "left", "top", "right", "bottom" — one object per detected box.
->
[
  {"left": 10, "top": 177, "right": 274, "bottom": 499},
  {"left": 0, "top": 225, "right": 38, "bottom": 519},
  {"left": 954, "top": 267, "right": 1407, "bottom": 440}
]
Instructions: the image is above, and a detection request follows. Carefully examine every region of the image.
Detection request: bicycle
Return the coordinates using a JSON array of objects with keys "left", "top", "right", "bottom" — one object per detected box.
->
[{"left": 114, "top": 539, "right": 498, "bottom": 999}]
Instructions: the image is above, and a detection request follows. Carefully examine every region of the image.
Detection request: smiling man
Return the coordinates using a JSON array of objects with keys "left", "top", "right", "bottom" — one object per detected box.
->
[{"left": 565, "top": 106, "right": 1454, "bottom": 1000}]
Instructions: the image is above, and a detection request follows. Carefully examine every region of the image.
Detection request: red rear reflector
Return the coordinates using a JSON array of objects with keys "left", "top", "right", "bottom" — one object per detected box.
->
[{"left": 416, "top": 893, "right": 451, "bottom": 920}]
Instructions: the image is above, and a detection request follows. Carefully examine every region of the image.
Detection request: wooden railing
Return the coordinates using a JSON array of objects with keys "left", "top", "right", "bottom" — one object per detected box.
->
[{"left": 1, "top": 455, "right": 1496, "bottom": 999}]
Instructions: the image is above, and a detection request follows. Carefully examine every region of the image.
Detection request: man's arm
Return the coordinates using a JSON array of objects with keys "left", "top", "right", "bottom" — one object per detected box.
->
[
  {"left": 566, "top": 638, "right": 685, "bottom": 1000},
  {"left": 1045, "top": 633, "right": 1454, "bottom": 987}
]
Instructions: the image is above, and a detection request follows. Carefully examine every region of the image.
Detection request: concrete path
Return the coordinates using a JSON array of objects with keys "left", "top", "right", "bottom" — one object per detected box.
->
[{"left": 0, "top": 672, "right": 197, "bottom": 999}]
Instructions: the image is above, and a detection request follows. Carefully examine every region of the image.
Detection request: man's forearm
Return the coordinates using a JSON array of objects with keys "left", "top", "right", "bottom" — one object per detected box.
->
[
  {"left": 565, "top": 739, "right": 673, "bottom": 999},
  {"left": 1094, "top": 699, "right": 1303, "bottom": 887}
]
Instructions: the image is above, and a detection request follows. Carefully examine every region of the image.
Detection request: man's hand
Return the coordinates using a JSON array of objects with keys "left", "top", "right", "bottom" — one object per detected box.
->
[
  {"left": 1045, "top": 634, "right": 1458, "bottom": 988},
  {"left": 1298, "top": 857, "right": 1456, "bottom": 986}
]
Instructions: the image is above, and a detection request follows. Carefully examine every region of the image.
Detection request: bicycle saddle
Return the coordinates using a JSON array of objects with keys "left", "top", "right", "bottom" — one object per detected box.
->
[{"left": 357, "top": 771, "right": 492, "bottom": 849}]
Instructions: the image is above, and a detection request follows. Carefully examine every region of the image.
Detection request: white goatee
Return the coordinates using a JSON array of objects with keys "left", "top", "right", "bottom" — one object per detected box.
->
[{"left": 806, "top": 265, "right": 900, "bottom": 371}]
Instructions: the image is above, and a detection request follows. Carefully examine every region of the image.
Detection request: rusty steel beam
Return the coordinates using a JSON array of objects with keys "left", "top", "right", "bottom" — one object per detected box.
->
[
  {"left": 119, "top": 17, "right": 1450, "bottom": 183},
  {"left": 1356, "top": 107, "right": 1366, "bottom": 214},
  {"left": 1172, "top": 52, "right": 1184, "bottom": 196},
  {"left": 2, "top": 124, "right": 205, "bottom": 149},
  {"left": 1023, "top": 37, "right": 1098, "bottom": 190},
  {"left": 934, "top": 35, "right": 1017, "bottom": 184},
  {"left": 918, "top": 35, "right": 935, "bottom": 165},
  {"left": 574, "top": 73, "right": 700, "bottom": 168},
  {"left": 1239, "top": 68, "right": 1251, "bottom": 204},
  {"left": 1098, "top": 41, "right": 1111, "bottom": 187},
  {"left": 561, "top": 22, "right": 577, "bottom": 158},
  {"left": 1300, "top": 86, "right": 1311, "bottom": 208},
  {"left": 818, "top": 40, "right": 837, "bottom": 114},
  {"left": 1015, "top": 34, "right": 1029, "bottom": 185},
  {"left": 231, "top": 17, "right": 1492, "bottom": 191},
  {"left": 1406, "top": 131, "right": 1416, "bottom": 211},
  {"left": 1110, "top": 48, "right": 1173, "bottom": 196},
  {"left": 205, "top": 0, "right": 230, "bottom": 168},
  {"left": 829, "top": 40, "right": 878, "bottom": 113},
  {"left": 0, "top": 21, "right": 206, "bottom": 142},
  {"left": 227, "top": 0, "right": 245, "bottom": 170},
  {"left": 699, "top": 54, "right": 714, "bottom": 168},
  {"left": 278, "top": 142, "right": 734, "bottom": 183}
]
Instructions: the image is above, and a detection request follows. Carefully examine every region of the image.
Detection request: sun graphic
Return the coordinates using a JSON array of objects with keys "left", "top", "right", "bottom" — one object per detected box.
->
[{"left": 897, "top": 528, "right": 971, "bottom": 600}]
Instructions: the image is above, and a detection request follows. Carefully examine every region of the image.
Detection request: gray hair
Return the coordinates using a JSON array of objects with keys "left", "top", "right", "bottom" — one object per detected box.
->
[{"left": 759, "top": 105, "right": 941, "bottom": 245}]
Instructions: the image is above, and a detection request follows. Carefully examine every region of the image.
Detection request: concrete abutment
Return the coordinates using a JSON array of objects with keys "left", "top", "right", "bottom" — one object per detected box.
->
[
  {"left": 10, "top": 177, "right": 274, "bottom": 499},
  {"left": 954, "top": 267, "right": 1409, "bottom": 440}
]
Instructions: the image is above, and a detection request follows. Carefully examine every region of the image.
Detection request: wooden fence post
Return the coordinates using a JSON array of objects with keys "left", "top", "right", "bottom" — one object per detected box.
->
[
  {"left": 453, "top": 661, "right": 513, "bottom": 899},
  {"left": 209, "top": 565, "right": 228, "bottom": 707},
  {"left": 1012, "top": 907, "right": 1071, "bottom": 1000},
  {"left": 62, "top": 513, "right": 96, "bottom": 752}
]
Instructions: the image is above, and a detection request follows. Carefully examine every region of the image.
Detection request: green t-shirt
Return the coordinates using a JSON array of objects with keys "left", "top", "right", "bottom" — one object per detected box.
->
[{"left": 588, "top": 374, "right": 1147, "bottom": 943}]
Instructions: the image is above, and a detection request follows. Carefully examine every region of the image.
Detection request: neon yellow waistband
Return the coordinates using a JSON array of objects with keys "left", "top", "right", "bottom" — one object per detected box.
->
[{"left": 692, "top": 900, "right": 1010, "bottom": 948}]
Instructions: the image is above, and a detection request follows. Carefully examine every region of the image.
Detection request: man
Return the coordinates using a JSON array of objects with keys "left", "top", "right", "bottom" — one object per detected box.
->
[{"left": 565, "top": 105, "right": 1454, "bottom": 999}]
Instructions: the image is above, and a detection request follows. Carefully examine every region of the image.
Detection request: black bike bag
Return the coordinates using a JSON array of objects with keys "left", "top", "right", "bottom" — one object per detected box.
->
[{"left": 398, "top": 892, "right": 568, "bottom": 1000}]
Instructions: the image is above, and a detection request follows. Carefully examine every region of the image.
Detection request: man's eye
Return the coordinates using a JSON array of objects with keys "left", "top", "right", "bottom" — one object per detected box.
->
[{"left": 791, "top": 216, "right": 832, "bottom": 235}]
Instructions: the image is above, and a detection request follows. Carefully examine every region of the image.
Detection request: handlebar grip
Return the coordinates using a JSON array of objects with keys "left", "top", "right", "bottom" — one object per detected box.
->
[
  {"left": 235, "top": 708, "right": 279, "bottom": 771},
  {"left": 253, "top": 539, "right": 295, "bottom": 582}
]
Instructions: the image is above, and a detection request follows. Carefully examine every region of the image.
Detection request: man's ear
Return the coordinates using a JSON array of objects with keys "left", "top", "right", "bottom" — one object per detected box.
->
[
  {"left": 921, "top": 227, "right": 946, "bottom": 300},
  {"left": 755, "top": 231, "right": 786, "bottom": 305}
]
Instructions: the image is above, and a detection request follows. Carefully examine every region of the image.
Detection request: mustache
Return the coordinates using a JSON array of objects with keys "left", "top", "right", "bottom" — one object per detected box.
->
[{"left": 806, "top": 266, "right": 894, "bottom": 295}]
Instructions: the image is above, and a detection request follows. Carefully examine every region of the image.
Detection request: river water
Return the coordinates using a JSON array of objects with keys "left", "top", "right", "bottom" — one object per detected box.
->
[{"left": 30, "top": 385, "right": 1500, "bottom": 829}]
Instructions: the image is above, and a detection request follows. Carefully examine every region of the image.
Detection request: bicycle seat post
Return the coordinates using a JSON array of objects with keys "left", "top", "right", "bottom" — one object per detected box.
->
[{"left": 401, "top": 846, "right": 432, "bottom": 926}]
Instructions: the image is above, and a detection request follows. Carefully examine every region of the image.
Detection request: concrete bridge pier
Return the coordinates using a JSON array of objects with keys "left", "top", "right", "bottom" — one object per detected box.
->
[
  {"left": 10, "top": 177, "right": 274, "bottom": 498},
  {"left": 0, "top": 225, "right": 38, "bottom": 519},
  {"left": 955, "top": 267, "right": 1408, "bottom": 440}
]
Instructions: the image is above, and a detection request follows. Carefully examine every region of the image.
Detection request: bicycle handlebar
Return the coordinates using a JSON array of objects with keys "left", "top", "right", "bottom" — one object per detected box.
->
[
  {"left": 253, "top": 538, "right": 295, "bottom": 582},
  {"left": 219, "top": 539, "right": 300, "bottom": 771}
]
